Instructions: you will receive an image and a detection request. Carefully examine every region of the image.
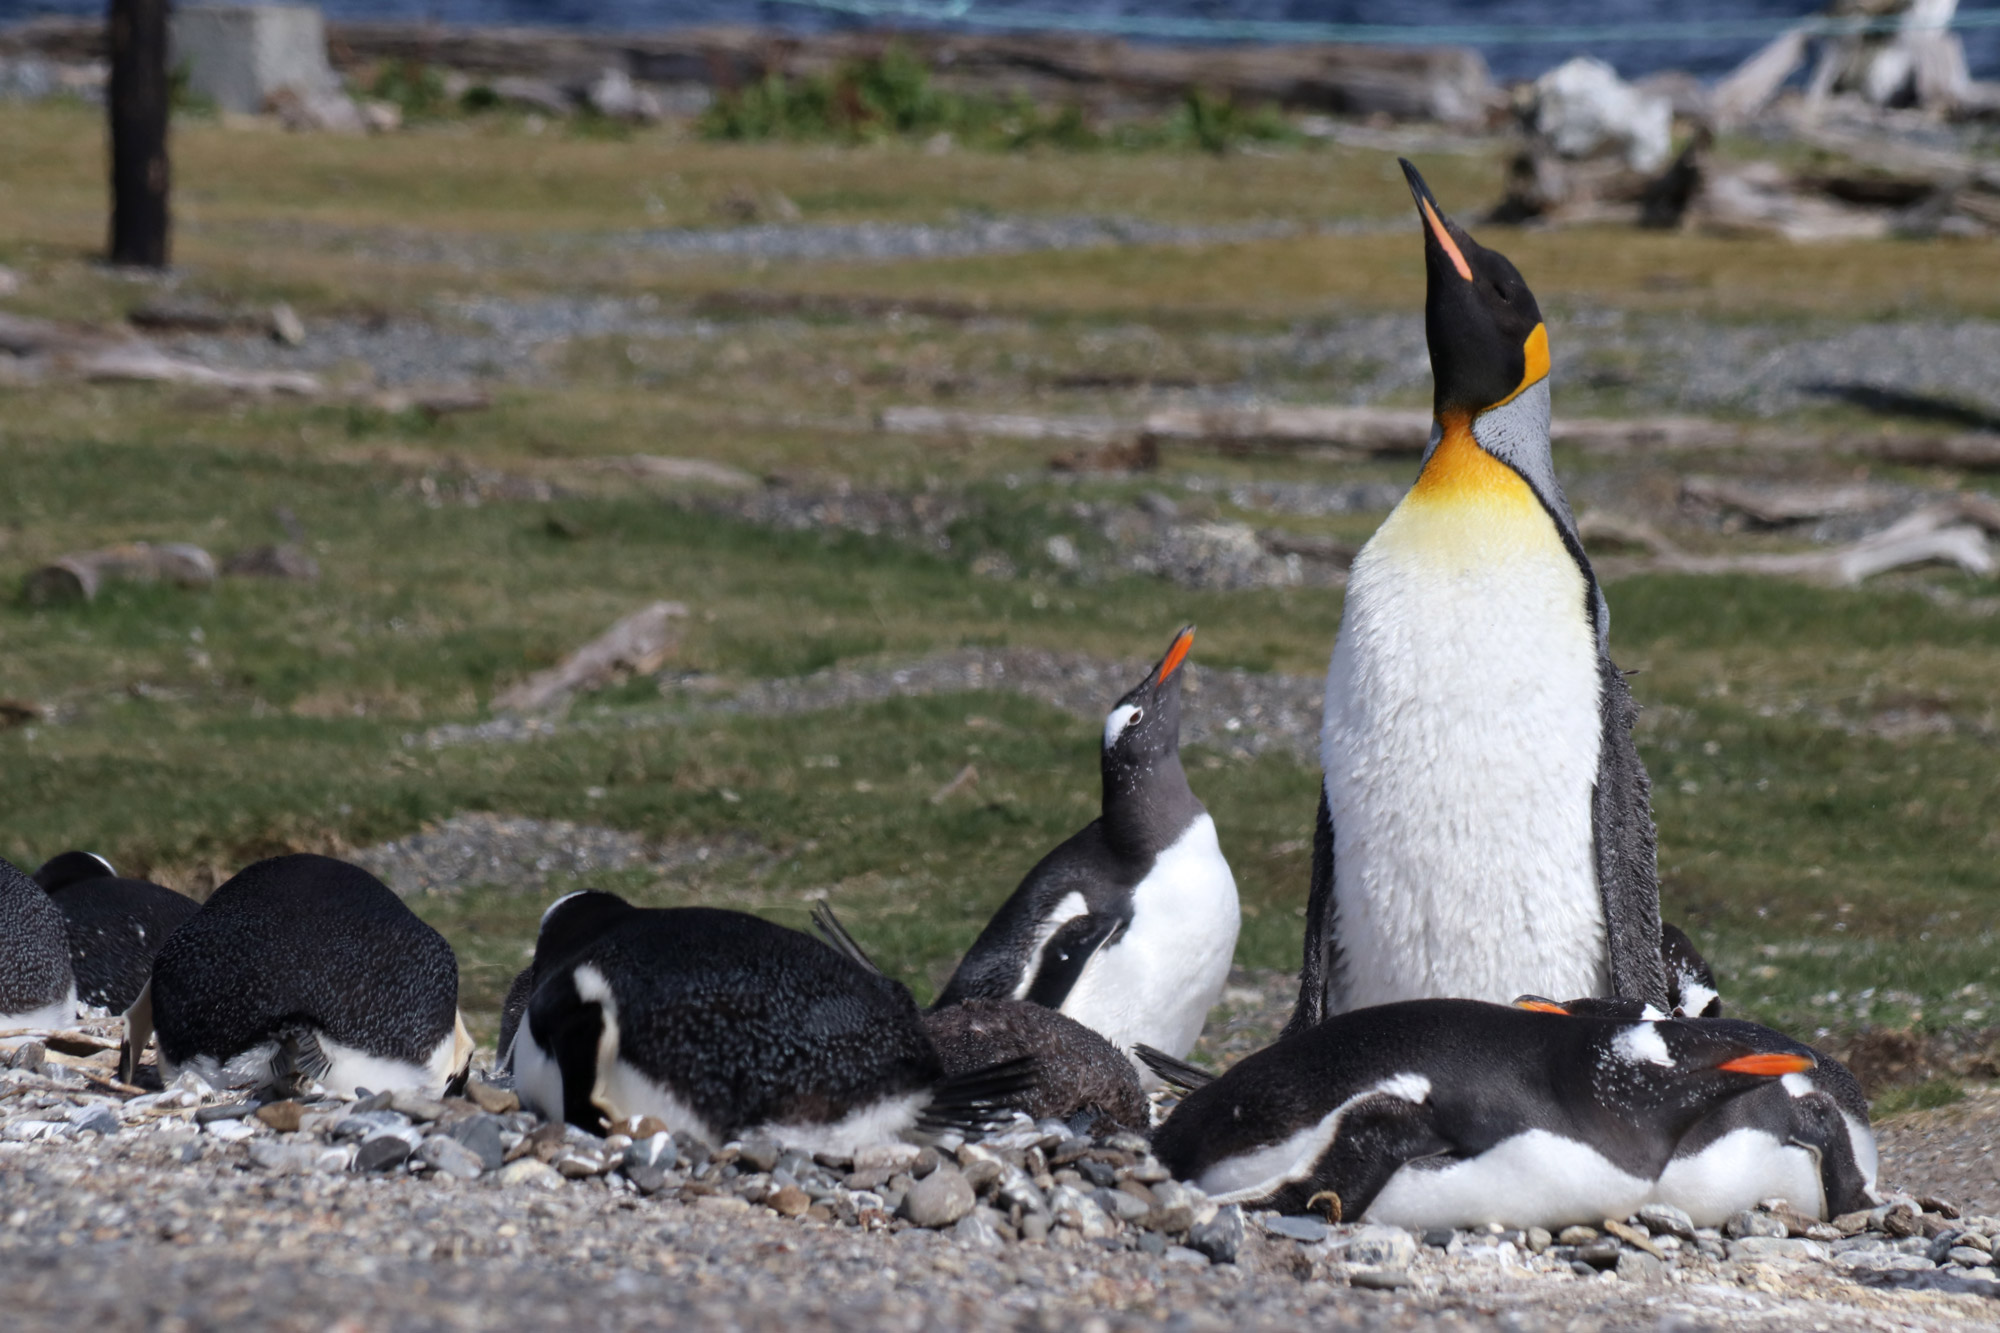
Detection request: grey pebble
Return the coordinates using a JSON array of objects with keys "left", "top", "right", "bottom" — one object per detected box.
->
[
  {"left": 443, "top": 1114, "right": 507, "bottom": 1172},
  {"left": 1187, "top": 1206, "right": 1245, "bottom": 1265},
  {"left": 418, "top": 1134, "right": 487, "bottom": 1181},
  {"left": 1636, "top": 1203, "right": 1698, "bottom": 1241},
  {"left": 1262, "top": 1214, "right": 1329, "bottom": 1244},
  {"left": 1726, "top": 1210, "right": 1791, "bottom": 1239},
  {"left": 1343, "top": 1225, "right": 1418, "bottom": 1269},
  {"left": 1349, "top": 1267, "right": 1413, "bottom": 1291},
  {"left": 354, "top": 1129, "right": 422, "bottom": 1173}
]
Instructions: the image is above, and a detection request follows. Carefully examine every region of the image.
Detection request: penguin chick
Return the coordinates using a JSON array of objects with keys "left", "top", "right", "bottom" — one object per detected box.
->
[
  {"left": 130, "top": 854, "right": 471, "bottom": 1097},
  {"left": 1151, "top": 998, "right": 1814, "bottom": 1230},
  {"left": 33, "top": 851, "right": 199, "bottom": 1014},
  {"left": 926, "top": 1000, "right": 1150, "bottom": 1136},
  {"left": 810, "top": 901, "right": 1149, "bottom": 1134},
  {"left": 0, "top": 857, "right": 77, "bottom": 1035},
  {"left": 1295, "top": 160, "right": 1665, "bottom": 1032},
  {"left": 514, "top": 892, "right": 1029, "bottom": 1151},
  {"left": 935, "top": 626, "right": 1239, "bottom": 1061},
  {"left": 1514, "top": 995, "right": 1876, "bottom": 1222}
]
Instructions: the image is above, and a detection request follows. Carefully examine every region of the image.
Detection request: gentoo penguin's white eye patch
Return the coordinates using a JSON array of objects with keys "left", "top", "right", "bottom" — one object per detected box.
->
[
  {"left": 1614, "top": 1025, "right": 1674, "bottom": 1068},
  {"left": 1103, "top": 704, "right": 1142, "bottom": 749}
]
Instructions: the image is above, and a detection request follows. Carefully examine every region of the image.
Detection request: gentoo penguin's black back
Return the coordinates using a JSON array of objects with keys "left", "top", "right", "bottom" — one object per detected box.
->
[
  {"left": 1152, "top": 998, "right": 1816, "bottom": 1220},
  {"left": 521, "top": 896, "right": 945, "bottom": 1138},
  {"left": 33, "top": 853, "right": 199, "bottom": 1013},
  {"left": 933, "top": 627, "right": 1235, "bottom": 1052},
  {"left": 148, "top": 854, "right": 459, "bottom": 1073},
  {"left": 0, "top": 857, "right": 75, "bottom": 1025}
]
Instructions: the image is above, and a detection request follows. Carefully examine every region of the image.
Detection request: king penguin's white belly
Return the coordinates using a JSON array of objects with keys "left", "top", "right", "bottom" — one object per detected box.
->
[
  {"left": 1059, "top": 813, "right": 1239, "bottom": 1058},
  {"left": 1323, "top": 477, "right": 1606, "bottom": 1010}
]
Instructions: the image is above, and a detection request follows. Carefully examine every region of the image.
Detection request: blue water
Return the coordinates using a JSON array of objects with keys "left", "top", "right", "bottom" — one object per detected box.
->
[{"left": 5, "top": 1, "right": 1999, "bottom": 83}]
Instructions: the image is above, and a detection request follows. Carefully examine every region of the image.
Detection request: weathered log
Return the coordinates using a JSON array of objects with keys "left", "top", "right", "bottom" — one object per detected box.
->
[
  {"left": 1863, "top": 432, "right": 2000, "bottom": 469},
  {"left": 221, "top": 544, "right": 320, "bottom": 581},
  {"left": 494, "top": 601, "right": 688, "bottom": 715},
  {"left": 0, "top": 311, "right": 321, "bottom": 394},
  {"left": 24, "top": 542, "right": 217, "bottom": 604},
  {"left": 1680, "top": 476, "right": 1905, "bottom": 525},
  {"left": 1581, "top": 505, "right": 1992, "bottom": 585},
  {"left": 589, "top": 455, "right": 759, "bottom": 488}
]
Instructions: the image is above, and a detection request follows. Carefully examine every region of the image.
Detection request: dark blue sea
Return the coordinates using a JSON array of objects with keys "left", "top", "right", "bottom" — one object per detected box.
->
[{"left": 5, "top": 1, "right": 2000, "bottom": 83}]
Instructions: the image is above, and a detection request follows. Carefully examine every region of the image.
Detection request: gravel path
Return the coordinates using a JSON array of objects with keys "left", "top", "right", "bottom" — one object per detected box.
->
[
  {"left": 1875, "top": 1089, "right": 2000, "bottom": 1218},
  {"left": 613, "top": 215, "right": 1303, "bottom": 262},
  {"left": 424, "top": 648, "right": 1324, "bottom": 766},
  {"left": 349, "top": 812, "right": 762, "bottom": 897}
]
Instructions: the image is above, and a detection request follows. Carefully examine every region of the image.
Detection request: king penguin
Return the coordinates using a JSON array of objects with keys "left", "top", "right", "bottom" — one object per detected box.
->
[
  {"left": 0, "top": 856, "right": 77, "bottom": 1034},
  {"left": 1148, "top": 997, "right": 1815, "bottom": 1230},
  {"left": 1293, "top": 160, "right": 1665, "bottom": 1031},
  {"left": 33, "top": 850, "right": 199, "bottom": 1014},
  {"left": 126, "top": 854, "right": 471, "bottom": 1097},
  {"left": 511, "top": 892, "right": 1028, "bottom": 1150},
  {"left": 933, "top": 626, "right": 1239, "bottom": 1061}
]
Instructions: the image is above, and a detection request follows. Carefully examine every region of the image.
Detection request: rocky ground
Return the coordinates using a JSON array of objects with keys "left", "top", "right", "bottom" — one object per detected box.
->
[{"left": 4, "top": 1021, "right": 1999, "bottom": 1331}]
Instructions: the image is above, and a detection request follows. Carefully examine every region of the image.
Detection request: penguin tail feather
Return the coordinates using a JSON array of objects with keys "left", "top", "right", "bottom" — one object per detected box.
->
[
  {"left": 810, "top": 901, "right": 885, "bottom": 977},
  {"left": 916, "top": 1055, "right": 1039, "bottom": 1137},
  {"left": 1133, "top": 1044, "right": 1216, "bottom": 1092},
  {"left": 271, "top": 1024, "right": 331, "bottom": 1096}
]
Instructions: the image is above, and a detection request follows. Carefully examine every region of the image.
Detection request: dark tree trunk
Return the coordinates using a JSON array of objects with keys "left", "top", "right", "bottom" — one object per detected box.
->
[{"left": 107, "top": 0, "right": 170, "bottom": 268}]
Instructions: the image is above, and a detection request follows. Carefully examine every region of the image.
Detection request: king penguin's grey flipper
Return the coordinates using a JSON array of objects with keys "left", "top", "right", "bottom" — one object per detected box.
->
[
  {"left": 1287, "top": 787, "right": 1340, "bottom": 1037},
  {"left": 1593, "top": 658, "right": 1668, "bottom": 1009}
]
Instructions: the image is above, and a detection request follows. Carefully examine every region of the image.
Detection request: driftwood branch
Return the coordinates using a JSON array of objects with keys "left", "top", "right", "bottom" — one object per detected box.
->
[
  {"left": 23, "top": 542, "right": 217, "bottom": 604},
  {"left": 0, "top": 311, "right": 320, "bottom": 395},
  {"left": 494, "top": 601, "right": 689, "bottom": 715},
  {"left": 1580, "top": 506, "right": 1993, "bottom": 586}
]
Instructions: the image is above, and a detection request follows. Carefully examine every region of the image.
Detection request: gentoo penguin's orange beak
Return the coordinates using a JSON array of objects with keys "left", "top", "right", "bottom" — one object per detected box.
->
[
  {"left": 1717, "top": 1052, "right": 1817, "bottom": 1077},
  {"left": 1513, "top": 997, "right": 1571, "bottom": 1015},
  {"left": 1155, "top": 625, "right": 1195, "bottom": 687}
]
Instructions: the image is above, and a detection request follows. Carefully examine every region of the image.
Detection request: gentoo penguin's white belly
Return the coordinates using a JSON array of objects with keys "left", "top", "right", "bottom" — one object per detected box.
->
[
  {"left": 0, "top": 988, "right": 77, "bottom": 1040},
  {"left": 1651, "top": 1127, "right": 1824, "bottom": 1225},
  {"left": 1363, "top": 1130, "right": 1653, "bottom": 1230},
  {"left": 1323, "top": 475, "right": 1606, "bottom": 1009},
  {"left": 1060, "top": 813, "right": 1239, "bottom": 1059}
]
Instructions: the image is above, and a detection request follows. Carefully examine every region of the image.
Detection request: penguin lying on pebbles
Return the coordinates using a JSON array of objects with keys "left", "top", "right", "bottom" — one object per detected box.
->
[
  {"left": 511, "top": 891, "right": 1031, "bottom": 1150},
  {"left": 1147, "top": 998, "right": 1815, "bottom": 1230},
  {"left": 0, "top": 857, "right": 77, "bottom": 1035},
  {"left": 125, "top": 854, "right": 471, "bottom": 1097},
  {"left": 33, "top": 851, "right": 200, "bottom": 1014},
  {"left": 934, "top": 626, "right": 1239, "bottom": 1061},
  {"left": 1296, "top": 160, "right": 1666, "bottom": 1031},
  {"left": 811, "top": 901, "right": 1150, "bottom": 1134},
  {"left": 1514, "top": 995, "right": 1877, "bottom": 1222}
]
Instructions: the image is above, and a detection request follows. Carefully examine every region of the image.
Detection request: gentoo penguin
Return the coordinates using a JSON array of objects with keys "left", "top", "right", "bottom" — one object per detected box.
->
[
  {"left": 934, "top": 626, "right": 1239, "bottom": 1061},
  {"left": 0, "top": 857, "right": 76, "bottom": 1034},
  {"left": 812, "top": 901, "right": 1149, "bottom": 1134},
  {"left": 33, "top": 851, "right": 200, "bottom": 1014},
  {"left": 1293, "top": 161, "right": 1665, "bottom": 1032},
  {"left": 1150, "top": 997, "right": 1814, "bottom": 1230},
  {"left": 513, "top": 892, "right": 1028, "bottom": 1149},
  {"left": 126, "top": 854, "right": 471, "bottom": 1096},
  {"left": 1514, "top": 995, "right": 1877, "bottom": 1222}
]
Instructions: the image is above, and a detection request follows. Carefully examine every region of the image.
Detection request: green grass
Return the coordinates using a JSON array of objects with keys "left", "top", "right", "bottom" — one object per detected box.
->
[
  {"left": 1, "top": 101, "right": 1997, "bottom": 1056},
  {"left": 1872, "top": 1079, "right": 1968, "bottom": 1117}
]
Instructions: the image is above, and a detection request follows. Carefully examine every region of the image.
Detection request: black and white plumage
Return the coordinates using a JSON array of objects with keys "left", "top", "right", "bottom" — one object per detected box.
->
[
  {"left": 1293, "top": 162, "right": 1665, "bottom": 1032},
  {"left": 1150, "top": 998, "right": 1816, "bottom": 1230},
  {"left": 513, "top": 892, "right": 1027, "bottom": 1150},
  {"left": 933, "top": 627, "right": 1239, "bottom": 1061},
  {"left": 1515, "top": 995, "right": 1876, "bottom": 1223},
  {"left": 127, "top": 854, "right": 470, "bottom": 1097},
  {"left": 0, "top": 856, "right": 76, "bottom": 1032},
  {"left": 33, "top": 851, "right": 199, "bottom": 1014}
]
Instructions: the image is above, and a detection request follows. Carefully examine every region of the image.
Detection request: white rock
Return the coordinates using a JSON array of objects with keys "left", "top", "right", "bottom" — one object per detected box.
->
[
  {"left": 1341, "top": 1225, "right": 1419, "bottom": 1269},
  {"left": 497, "top": 1157, "right": 564, "bottom": 1190}
]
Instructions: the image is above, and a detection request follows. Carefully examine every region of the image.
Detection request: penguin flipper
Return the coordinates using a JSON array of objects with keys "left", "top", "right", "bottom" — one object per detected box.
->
[
  {"left": 1284, "top": 786, "right": 1340, "bottom": 1039},
  {"left": 916, "top": 1055, "right": 1039, "bottom": 1137},
  {"left": 1268, "top": 1092, "right": 1452, "bottom": 1221},
  {"left": 1133, "top": 1044, "right": 1216, "bottom": 1092},
  {"left": 496, "top": 964, "right": 536, "bottom": 1075},
  {"left": 1593, "top": 657, "right": 1669, "bottom": 1010},
  {"left": 809, "top": 901, "right": 885, "bottom": 977},
  {"left": 1022, "top": 913, "right": 1122, "bottom": 1010}
]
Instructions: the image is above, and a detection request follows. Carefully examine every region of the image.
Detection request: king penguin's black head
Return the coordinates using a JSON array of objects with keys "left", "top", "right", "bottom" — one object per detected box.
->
[
  {"left": 1401, "top": 159, "right": 1548, "bottom": 420},
  {"left": 1101, "top": 625, "right": 1193, "bottom": 777}
]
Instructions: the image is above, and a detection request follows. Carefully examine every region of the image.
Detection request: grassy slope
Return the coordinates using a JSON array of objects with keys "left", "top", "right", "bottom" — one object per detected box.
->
[{"left": 1, "top": 101, "right": 1996, "bottom": 1048}]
